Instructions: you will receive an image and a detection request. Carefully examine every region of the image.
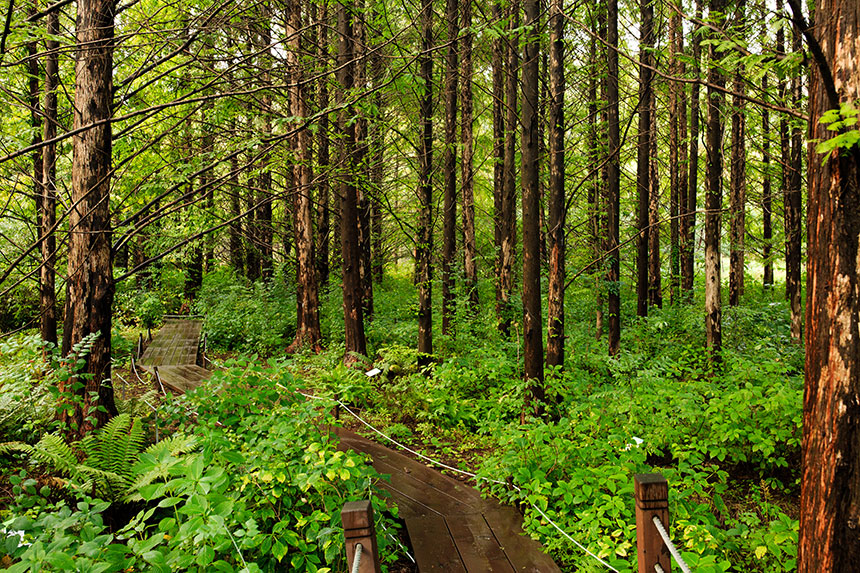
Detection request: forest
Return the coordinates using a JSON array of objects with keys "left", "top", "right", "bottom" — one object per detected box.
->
[{"left": 0, "top": 0, "right": 857, "bottom": 569}]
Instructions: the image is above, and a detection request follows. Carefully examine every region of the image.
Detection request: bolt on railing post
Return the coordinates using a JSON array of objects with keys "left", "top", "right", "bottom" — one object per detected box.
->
[
  {"left": 634, "top": 473, "right": 672, "bottom": 572},
  {"left": 341, "top": 500, "right": 381, "bottom": 573}
]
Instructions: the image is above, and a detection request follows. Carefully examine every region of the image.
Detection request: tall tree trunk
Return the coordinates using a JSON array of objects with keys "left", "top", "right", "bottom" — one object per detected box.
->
[
  {"left": 729, "top": 0, "right": 747, "bottom": 307},
  {"left": 316, "top": 0, "right": 331, "bottom": 289},
  {"left": 761, "top": 70, "right": 773, "bottom": 288},
  {"left": 635, "top": 0, "right": 653, "bottom": 317},
  {"left": 545, "top": 0, "right": 565, "bottom": 370},
  {"left": 606, "top": 0, "right": 621, "bottom": 355},
  {"left": 777, "top": 25, "right": 789, "bottom": 296},
  {"left": 337, "top": 0, "right": 367, "bottom": 360},
  {"left": 499, "top": 0, "right": 519, "bottom": 336},
  {"left": 62, "top": 0, "right": 118, "bottom": 437},
  {"left": 797, "top": 0, "right": 860, "bottom": 568},
  {"left": 460, "top": 0, "right": 478, "bottom": 313},
  {"left": 648, "top": 86, "right": 662, "bottom": 309},
  {"left": 492, "top": 0, "right": 505, "bottom": 329},
  {"left": 354, "top": 1, "right": 374, "bottom": 321},
  {"left": 370, "top": 16, "right": 385, "bottom": 285},
  {"left": 201, "top": 98, "right": 215, "bottom": 273},
  {"left": 590, "top": 3, "right": 605, "bottom": 340},
  {"left": 682, "top": 0, "right": 702, "bottom": 297},
  {"left": 416, "top": 0, "right": 434, "bottom": 360},
  {"left": 704, "top": 0, "right": 726, "bottom": 360},
  {"left": 521, "top": 0, "right": 543, "bottom": 402},
  {"left": 228, "top": 118, "right": 244, "bottom": 273},
  {"left": 669, "top": 7, "right": 682, "bottom": 305},
  {"left": 40, "top": 5, "right": 58, "bottom": 345},
  {"left": 441, "top": 0, "right": 458, "bottom": 335},
  {"left": 786, "top": 25, "right": 803, "bottom": 342},
  {"left": 27, "top": 2, "right": 43, "bottom": 298},
  {"left": 257, "top": 11, "right": 274, "bottom": 281},
  {"left": 287, "top": 0, "right": 321, "bottom": 352}
]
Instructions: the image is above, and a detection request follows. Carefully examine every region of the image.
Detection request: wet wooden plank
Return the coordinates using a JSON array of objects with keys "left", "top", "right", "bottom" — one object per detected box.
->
[
  {"left": 447, "top": 512, "right": 515, "bottom": 572},
  {"left": 335, "top": 428, "right": 561, "bottom": 573},
  {"left": 406, "top": 514, "right": 467, "bottom": 572},
  {"left": 482, "top": 505, "right": 561, "bottom": 573},
  {"left": 338, "top": 430, "right": 483, "bottom": 505}
]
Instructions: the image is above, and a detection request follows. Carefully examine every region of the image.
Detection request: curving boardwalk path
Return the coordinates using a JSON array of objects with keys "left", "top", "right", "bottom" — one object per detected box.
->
[
  {"left": 140, "top": 321, "right": 559, "bottom": 571},
  {"left": 139, "top": 318, "right": 211, "bottom": 394},
  {"left": 336, "top": 427, "right": 561, "bottom": 572}
]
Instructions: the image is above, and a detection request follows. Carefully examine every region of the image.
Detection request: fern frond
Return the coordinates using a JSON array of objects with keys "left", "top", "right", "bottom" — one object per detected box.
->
[
  {"left": 125, "top": 434, "right": 198, "bottom": 502},
  {"left": 0, "top": 441, "right": 33, "bottom": 456},
  {"left": 142, "top": 433, "right": 197, "bottom": 458},
  {"left": 81, "top": 414, "right": 146, "bottom": 482},
  {"left": 29, "top": 434, "right": 79, "bottom": 477}
]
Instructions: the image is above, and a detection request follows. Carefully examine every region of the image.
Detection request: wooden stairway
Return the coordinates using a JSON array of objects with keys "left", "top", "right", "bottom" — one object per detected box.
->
[{"left": 138, "top": 318, "right": 211, "bottom": 394}]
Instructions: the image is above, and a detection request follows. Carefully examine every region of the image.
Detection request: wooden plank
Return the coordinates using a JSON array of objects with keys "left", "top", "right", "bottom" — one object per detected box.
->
[
  {"left": 334, "top": 428, "right": 562, "bottom": 573},
  {"left": 446, "top": 512, "right": 515, "bottom": 572},
  {"left": 405, "top": 514, "right": 467, "bottom": 572},
  {"left": 481, "top": 505, "right": 561, "bottom": 573},
  {"left": 338, "top": 431, "right": 483, "bottom": 504},
  {"left": 338, "top": 438, "right": 480, "bottom": 515}
]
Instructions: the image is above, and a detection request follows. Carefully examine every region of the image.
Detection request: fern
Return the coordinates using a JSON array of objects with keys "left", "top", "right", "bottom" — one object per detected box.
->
[
  {"left": 81, "top": 413, "right": 146, "bottom": 482},
  {"left": 3, "top": 415, "right": 195, "bottom": 504},
  {"left": 126, "top": 433, "right": 197, "bottom": 502}
]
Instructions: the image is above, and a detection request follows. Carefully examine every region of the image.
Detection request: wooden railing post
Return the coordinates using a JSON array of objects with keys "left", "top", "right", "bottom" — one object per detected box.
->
[
  {"left": 137, "top": 333, "right": 143, "bottom": 360},
  {"left": 341, "top": 500, "right": 381, "bottom": 573},
  {"left": 634, "top": 473, "right": 671, "bottom": 572}
]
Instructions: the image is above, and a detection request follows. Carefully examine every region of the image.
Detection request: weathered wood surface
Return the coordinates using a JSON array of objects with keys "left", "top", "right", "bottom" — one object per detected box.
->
[
  {"left": 140, "top": 318, "right": 203, "bottom": 367},
  {"left": 335, "top": 428, "right": 561, "bottom": 572},
  {"left": 139, "top": 318, "right": 209, "bottom": 394}
]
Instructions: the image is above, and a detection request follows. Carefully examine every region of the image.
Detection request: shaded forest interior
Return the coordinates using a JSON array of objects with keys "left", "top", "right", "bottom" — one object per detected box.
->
[{"left": 0, "top": 0, "right": 858, "bottom": 570}]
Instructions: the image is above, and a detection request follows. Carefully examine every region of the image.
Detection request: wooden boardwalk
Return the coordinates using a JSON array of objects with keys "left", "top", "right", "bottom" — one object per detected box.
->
[
  {"left": 139, "top": 318, "right": 210, "bottom": 394},
  {"left": 336, "top": 428, "right": 561, "bottom": 572}
]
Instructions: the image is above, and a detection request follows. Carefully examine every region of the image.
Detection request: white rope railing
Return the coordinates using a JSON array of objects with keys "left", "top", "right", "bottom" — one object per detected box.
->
[
  {"left": 652, "top": 515, "right": 692, "bottom": 573},
  {"left": 278, "top": 383, "right": 624, "bottom": 573},
  {"left": 350, "top": 542, "right": 363, "bottom": 573}
]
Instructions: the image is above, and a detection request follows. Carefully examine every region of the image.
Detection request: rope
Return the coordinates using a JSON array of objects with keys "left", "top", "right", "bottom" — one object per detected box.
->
[
  {"left": 378, "top": 519, "right": 415, "bottom": 564},
  {"left": 351, "top": 542, "right": 363, "bottom": 573},
  {"left": 652, "top": 516, "right": 692, "bottom": 573},
  {"left": 279, "top": 384, "right": 623, "bottom": 573}
]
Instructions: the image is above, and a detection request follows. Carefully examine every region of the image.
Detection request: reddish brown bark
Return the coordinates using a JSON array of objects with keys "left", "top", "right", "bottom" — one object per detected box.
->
[
  {"left": 521, "top": 0, "right": 543, "bottom": 400},
  {"left": 287, "top": 0, "right": 321, "bottom": 353},
  {"left": 61, "top": 0, "right": 118, "bottom": 438},
  {"left": 337, "top": 0, "right": 367, "bottom": 360},
  {"left": 797, "top": 0, "right": 860, "bottom": 568}
]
